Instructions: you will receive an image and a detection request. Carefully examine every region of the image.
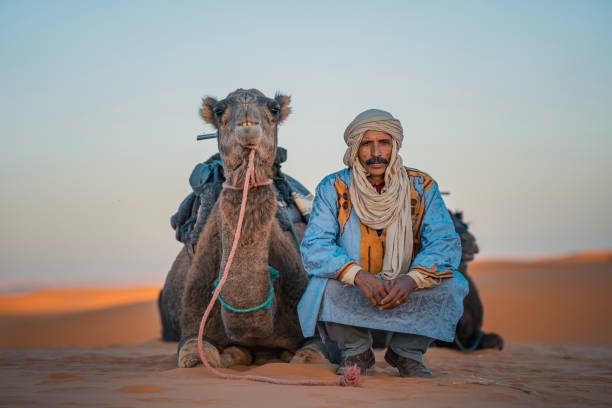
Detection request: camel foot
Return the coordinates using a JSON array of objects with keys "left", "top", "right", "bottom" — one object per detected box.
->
[
  {"left": 178, "top": 338, "right": 221, "bottom": 368},
  {"left": 220, "top": 346, "right": 252, "bottom": 367},
  {"left": 279, "top": 350, "right": 294, "bottom": 363},
  {"left": 290, "top": 342, "right": 330, "bottom": 364},
  {"left": 480, "top": 333, "right": 504, "bottom": 351}
]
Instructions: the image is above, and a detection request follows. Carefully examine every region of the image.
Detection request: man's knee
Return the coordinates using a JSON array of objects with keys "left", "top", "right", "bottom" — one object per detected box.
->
[
  {"left": 325, "top": 322, "right": 372, "bottom": 357},
  {"left": 389, "top": 332, "right": 433, "bottom": 363}
]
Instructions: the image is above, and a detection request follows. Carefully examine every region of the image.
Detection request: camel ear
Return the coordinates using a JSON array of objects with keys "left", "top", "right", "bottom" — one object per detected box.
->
[
  {"left": 274, "top": 93, "right": 291, "bottom": 123},
  {"left": 199, "top": 97, "right": 218, "bottom": 125}
]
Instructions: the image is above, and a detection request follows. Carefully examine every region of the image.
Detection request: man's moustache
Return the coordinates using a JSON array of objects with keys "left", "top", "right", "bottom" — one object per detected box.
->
[{"left": 365, "top": 157, "right": 389, "bottom": 165}]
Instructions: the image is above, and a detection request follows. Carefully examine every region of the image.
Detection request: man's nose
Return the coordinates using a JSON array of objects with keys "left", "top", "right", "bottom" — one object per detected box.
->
[{"left": 372, "top": 142, "right": 382, "bottom": 157}]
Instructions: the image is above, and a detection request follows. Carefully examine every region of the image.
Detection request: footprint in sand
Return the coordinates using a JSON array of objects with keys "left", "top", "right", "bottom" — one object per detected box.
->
[{"left": 119, "top": 384, "right": 166, "bottom": 394}]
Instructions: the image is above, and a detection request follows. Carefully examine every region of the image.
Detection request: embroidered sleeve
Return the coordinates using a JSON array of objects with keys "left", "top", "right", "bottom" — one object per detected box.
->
[
  {"left": 335, "top": 260, "right": 356, "bottom": 280},
  {"left": 408, "top": 180, "right": 460, "bottom": 280},
  {"left": 408, "top": 270, "right": 441, "bottom": 289},
  {"left": 339, "top": 264, "right": 362, "bottom": 285}
]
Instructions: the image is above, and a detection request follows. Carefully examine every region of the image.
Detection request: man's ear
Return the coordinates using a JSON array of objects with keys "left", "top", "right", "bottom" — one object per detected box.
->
[
  {"left": 199, "top": 97, "right": 218, "bottom": 125},
  {"left": 274, "top": 93, "right": 291, "bottom": 124}
]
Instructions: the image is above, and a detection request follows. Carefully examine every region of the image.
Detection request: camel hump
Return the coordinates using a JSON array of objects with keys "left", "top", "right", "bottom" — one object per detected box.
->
[{"left": 450, "top": 211, "right": 479, "bottom": 263}]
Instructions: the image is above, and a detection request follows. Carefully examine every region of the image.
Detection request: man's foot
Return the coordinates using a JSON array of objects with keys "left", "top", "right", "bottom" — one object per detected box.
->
[
  {"left": 336, "top": 349, "right": 375, "bottom": 375},
  {"left": 384, "top": 348, "right": 433, "bottom": 378}
]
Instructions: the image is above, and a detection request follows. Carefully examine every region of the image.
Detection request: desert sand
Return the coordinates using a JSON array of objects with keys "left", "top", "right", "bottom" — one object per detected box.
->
[{"left": 1, "top": 252, "right": 611, "bottom": 407}]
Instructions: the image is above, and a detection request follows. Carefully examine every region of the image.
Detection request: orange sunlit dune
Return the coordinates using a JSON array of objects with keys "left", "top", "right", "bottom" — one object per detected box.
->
[{"left": 0, "top": 287, "right": 160, "bottom": 315}]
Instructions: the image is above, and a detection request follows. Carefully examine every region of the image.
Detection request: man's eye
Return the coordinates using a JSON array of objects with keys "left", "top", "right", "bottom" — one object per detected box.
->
[{"left": 361, "top": 141, "right": 371, "bottom": 146}]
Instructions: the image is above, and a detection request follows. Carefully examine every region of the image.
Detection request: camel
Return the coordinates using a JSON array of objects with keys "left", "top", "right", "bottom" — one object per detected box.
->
[
  {"left": 434, "top": 212, "right": 504, "bottom": 351},
  {"left": 158, "top": 89, "right": 329, "bottom": 368}
]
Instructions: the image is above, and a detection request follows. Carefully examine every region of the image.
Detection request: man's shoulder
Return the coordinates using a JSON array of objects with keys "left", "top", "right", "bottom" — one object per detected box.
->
[
  {"left": 404, "top": 166, "right": 433, "bottom": 178},
  {"left": 317, "top": 168, "right": 350, "bottom": 189},
  {"left": 404, "top": 167, "right": 436, "bottom": 191}
]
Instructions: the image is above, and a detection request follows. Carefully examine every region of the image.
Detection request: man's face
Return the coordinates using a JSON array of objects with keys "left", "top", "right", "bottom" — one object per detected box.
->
[{"left": 358, "top": 130, "right": 393, "bottom": 179}]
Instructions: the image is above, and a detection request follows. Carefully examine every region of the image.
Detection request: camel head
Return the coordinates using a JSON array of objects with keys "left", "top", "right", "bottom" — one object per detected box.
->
[{"left": 199, "top": 88, "right": 291, "bottom": 187}]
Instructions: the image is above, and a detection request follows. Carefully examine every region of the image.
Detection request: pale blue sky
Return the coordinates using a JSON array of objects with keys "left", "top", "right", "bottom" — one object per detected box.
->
[{"left": 1, "top": 0, "right": 611, "bottom": 290}]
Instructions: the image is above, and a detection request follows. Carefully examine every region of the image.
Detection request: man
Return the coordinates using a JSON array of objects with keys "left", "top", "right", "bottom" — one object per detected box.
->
[{"left": 298, "top": 109, "right": 468, "bottom": 377}]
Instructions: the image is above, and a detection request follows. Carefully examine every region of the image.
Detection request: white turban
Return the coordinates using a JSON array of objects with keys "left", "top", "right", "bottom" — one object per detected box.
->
[
  {"left": 344, "top": 109, "right": 413, "bottom": 280},
  {"left": 343, "top": 109, "right": 404, "bottom": 167}
]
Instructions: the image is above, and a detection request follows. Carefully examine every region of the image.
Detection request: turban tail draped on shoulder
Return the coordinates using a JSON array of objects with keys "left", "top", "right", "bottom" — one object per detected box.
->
[{"left": 343, "top": 109, "right": 413, "bottom": 280}]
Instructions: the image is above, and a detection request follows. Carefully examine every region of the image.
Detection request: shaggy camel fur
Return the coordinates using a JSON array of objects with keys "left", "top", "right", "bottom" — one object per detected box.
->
[
  {"left": 435, "top": 213, "right": 504, "bottom": 350},
  {"left": 159, "top": 89, "right": 328, "bottom": 368}
]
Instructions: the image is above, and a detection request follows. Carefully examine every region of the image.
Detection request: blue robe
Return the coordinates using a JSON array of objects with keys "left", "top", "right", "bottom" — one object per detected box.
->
[{"left": 298, "top": 167, "right": 468, "bottom": 342}]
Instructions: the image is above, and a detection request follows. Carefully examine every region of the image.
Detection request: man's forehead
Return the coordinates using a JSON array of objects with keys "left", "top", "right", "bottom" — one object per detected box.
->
[{"left": 362, "top": 130, "right": 393, "bottom": 141}]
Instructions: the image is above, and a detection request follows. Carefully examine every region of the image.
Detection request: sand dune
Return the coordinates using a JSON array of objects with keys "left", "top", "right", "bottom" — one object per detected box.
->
[
  {"left": 0, "top": 287, "right": 160, "bottom": 315},
  {"left": 0, "top": 301, "right": 160, "bottom": 347},
  {"left": 0, "top": 252, "right": 610, "bottom": 407},
  {"left": 470, "top": 254, "right": 612, "bottom": 345}
]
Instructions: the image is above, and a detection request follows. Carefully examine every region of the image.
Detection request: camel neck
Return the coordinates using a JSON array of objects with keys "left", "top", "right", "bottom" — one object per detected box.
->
[{"left": 222, "top": 179, "right": 273, "bottom": 190}]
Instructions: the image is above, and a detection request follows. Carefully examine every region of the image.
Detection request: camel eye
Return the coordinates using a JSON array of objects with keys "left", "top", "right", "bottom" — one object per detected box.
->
[
  {"left": 269, "top": 104, "right": 280, "bottom": 115},
  {"left": 213, "top": 106, "right": 225, "bottom": 118}
]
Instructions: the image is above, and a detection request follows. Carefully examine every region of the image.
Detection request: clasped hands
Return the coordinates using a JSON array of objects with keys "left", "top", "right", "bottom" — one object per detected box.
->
[{"left": 354, "top": 269, "right": 417, "bottom": 311}]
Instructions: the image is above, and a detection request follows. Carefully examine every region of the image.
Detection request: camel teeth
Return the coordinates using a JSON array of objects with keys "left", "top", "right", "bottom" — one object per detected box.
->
[{"left": 238, "top": 121, "right": 258, "bottom": 127}]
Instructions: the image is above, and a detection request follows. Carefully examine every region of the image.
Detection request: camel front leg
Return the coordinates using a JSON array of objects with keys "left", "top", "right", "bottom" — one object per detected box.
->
[
  {"left": 178, "top": 216, "right": 228, "bottom": 368},
  {"left": 178, "top": 263, "right": 228, "bottom": 367},
  {"left": 178, "top": 272, "right": 224, "bottom": 369}
]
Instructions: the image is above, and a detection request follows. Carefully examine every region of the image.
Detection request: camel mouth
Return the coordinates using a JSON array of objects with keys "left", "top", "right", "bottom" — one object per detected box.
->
[
  {"left": 237, "top": 121, "right": 259, "bottom": 127},
  {"left": 235, "top": 124, "right": 263, "bottom": 149}
]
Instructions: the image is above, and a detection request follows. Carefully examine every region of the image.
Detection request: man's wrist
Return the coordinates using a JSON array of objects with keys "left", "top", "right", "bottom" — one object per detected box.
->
[
  {"left": 341, "top": 265, "right": 363, "bottom": 286},
  {"left": 407, "top": 270, "right": 441, "bottom": 289},
  {"left": 405, "top": 274, "right": 418, "bottom": 290}
]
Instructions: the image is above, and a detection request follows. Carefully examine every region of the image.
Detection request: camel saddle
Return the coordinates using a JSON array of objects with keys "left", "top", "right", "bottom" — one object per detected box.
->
[{"left": 170, "top": 147, "right": 313, "bottom": 257}]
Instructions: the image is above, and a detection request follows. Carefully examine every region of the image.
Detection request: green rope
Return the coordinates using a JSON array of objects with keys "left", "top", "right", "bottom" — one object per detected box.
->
[{"left": 214, "top": 266, "right": 280, "bottom": 313}]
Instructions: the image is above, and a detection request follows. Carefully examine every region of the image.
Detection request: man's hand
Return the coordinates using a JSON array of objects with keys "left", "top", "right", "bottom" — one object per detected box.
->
[
  {"left": 379, "top": 275, "right": 417, "bottom": 310},
  {"left": 354, "top": 269, "right": 390, "bottom": 307}
]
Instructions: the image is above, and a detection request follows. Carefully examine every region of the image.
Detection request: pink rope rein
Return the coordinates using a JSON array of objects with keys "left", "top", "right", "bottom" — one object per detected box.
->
[{"left": 196, "top": 148, "right": 361, "bottom": 387}]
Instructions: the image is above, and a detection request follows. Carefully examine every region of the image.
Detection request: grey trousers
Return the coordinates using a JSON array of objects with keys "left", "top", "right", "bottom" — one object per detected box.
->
[{"left": 325, "top": 322, "right": 432, "bottom": 363}]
